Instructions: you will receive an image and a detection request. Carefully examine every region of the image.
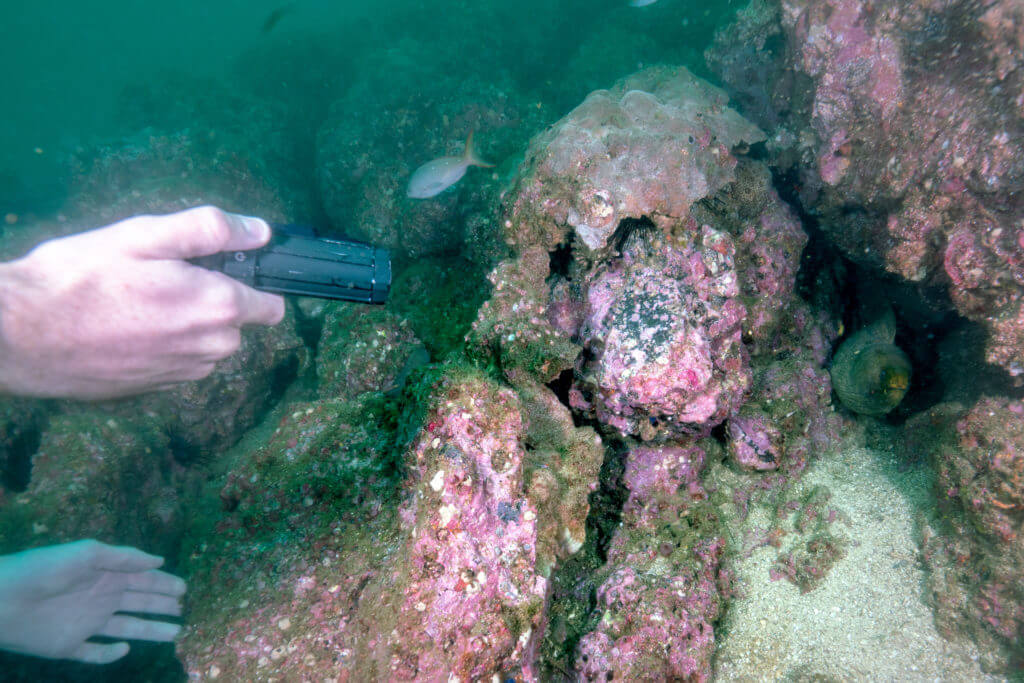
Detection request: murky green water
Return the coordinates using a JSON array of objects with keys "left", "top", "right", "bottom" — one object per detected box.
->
[
  {"left": 0, "top": 0, "right": 736, "bottom": 215},
  {"left": 0, "top": 0, "right": 1019, "bottom": 680}
]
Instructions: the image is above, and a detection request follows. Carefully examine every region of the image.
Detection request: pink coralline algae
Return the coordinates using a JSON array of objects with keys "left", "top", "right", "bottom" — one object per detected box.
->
[
  {"left": 576, "top": 443, "right": 724, "bottom": 681},
  {"left": 177, "top": 366, "right": 604, "bottom": 681},
  {"left": 382, "top": 374, "right": 548, "bottom": 678},
  {"left": 712, "top": 0, "right": 1024, "bottom": 377},
  {"left": 475, "top": 67, "right": 830, "bottom": 443},
  {"left": 730, "top": 352, "right": 841, "bottom": 475},
  {"left": 570, "top": 224, "right": 750, "bottom": 439},
  {"left": 728, "top": 409, "right": 783, "bottom": 471},
  {"left": 910, "top": 397, "right": 1024, "bottom": 673},
  {"left": 352, "top": 369, "right": 601, "bottom": 679},
  {"left": 503, "top": 66, "right": 765, "bottom": 252}
]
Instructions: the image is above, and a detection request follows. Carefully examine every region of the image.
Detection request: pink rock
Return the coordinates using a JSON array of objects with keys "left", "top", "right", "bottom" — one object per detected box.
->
[
  {"left": 575, "top": 442, "right": 723, "bottom": 681},
  {"left": 503, "top": 66, "right": 765, "bottom": 251},
  {"left": 909, "top": 398, "right": 1024, "bottom": 673},
  {"left": 718, "top": 0, "right": 1024, "bottom": 377},
  {"left": 574, "top": 226, "right": 750, "bottom": 439}
]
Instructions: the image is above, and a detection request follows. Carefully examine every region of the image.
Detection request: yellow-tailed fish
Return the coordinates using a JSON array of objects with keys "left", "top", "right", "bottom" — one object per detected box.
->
[{"left": 407, "top": 131, "right": 493, "bottom": 199}]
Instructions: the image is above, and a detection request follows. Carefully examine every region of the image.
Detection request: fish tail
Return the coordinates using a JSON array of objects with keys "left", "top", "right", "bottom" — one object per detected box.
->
[{"left": 464, "top": 130, "right": 495, "bottom": 168}]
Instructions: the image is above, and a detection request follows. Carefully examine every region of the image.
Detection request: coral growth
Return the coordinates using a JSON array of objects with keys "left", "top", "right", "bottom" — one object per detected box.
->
[
  {"left": 711, "top": 0, "right": 1024, "bottom": 378},
  {"left": 915, "top": 397, "right": 1024, "bottom": 673},
  {"left": 575, "top": 443, "right": 724, "bottom": 681}
]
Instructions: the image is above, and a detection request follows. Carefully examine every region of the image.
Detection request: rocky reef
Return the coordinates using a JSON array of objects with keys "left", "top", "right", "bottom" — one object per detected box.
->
[
  {"left": 468, "top": 65, "right": 839, "bottom": 679},
  {"left": 903, "top": 398, "right": 1024, "bottom": 672},
  {"left": 709, "top": 0, "right": 1024, "bottom": 673},
  {"left": 3, "top": 0, "right": 1024, "bottom": 679},
  {"left": 710, "top": 0, "right": 1024, "bottom": 380}
]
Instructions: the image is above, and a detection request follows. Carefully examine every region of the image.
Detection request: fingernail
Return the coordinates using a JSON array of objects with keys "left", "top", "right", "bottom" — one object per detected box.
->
[{"left": 232, "top": 214, "right": 270, "bottom": 241}]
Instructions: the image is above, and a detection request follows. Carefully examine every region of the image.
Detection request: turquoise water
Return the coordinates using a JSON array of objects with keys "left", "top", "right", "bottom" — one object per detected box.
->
[
  {"left": 0, "top": 4, "right": 735, "bottom": 680},
  {"left": 0, "top": 0, "right": 1019, "bottom": 681},
  {"left": 0, "top": 0, "right": 732, "bottom": 215}
]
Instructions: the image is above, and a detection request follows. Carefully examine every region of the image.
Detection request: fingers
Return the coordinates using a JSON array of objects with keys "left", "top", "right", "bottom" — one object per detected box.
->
[
  {"left": 120, "top": 590, "right": 183, "bottom": 617},
  {"left": 81, "top": 540, "right": 165, "bottom": 573},
  {"left": 189, "top": 269, "right": 286, "bottom": 329},
  {"left": 124, "top": 569, "right": 187, "bottom": 597},
  {"left": 97, "top": 614, "right": 181, "bottom": 642},
  {"left": 70, "top": 641, "right": 131, "bottom": 665},
  {"left": 229, "top": 280, "right": 286, "bottom": 327},
  {"left": 115, "top": 206, "right": 272, "bottom": 260}
]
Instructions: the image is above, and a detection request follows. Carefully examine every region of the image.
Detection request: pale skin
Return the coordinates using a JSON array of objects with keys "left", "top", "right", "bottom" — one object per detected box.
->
[
  {"left": 0, "top": 206, "right": 285, "bottom": 662},
  {"left": 0, "top": 205, "right": 285, "bottom": 399},
  {"left": 0, "top": 540, "right": 186, "bottom": 664}
]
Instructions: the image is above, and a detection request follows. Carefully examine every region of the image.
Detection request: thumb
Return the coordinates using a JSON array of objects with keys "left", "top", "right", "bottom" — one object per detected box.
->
[{"left": 114, "top": 206, "right": 272, "bottom": 260}]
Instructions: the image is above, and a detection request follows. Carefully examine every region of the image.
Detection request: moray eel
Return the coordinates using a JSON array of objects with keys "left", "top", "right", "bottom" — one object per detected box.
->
[{"left": 829, "top": 308, "right": 911, "bottom": 416}]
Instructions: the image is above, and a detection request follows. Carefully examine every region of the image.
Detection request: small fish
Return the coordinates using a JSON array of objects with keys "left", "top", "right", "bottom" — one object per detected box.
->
[
  {"left": 829, "top": 307, "right": 912, "bottom": 416},
  {"left": 629, "top": 0, "right": 659, "bottom": 6},
  {"left": 262, "top": 3, "right": 295, "bottom": 34},
  {"left": 407, "top": 131, "right": 493, "bottom": 199}
]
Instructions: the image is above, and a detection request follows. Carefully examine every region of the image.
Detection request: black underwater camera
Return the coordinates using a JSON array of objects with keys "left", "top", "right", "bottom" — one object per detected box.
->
[{"left": 192, "top": 225, "right": 391, "bottom": 304}]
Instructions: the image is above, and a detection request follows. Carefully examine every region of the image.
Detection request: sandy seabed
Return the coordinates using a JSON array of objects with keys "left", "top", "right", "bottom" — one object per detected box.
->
[{"left": 713, "top": 441, "right": 1001, "bottom": 681}]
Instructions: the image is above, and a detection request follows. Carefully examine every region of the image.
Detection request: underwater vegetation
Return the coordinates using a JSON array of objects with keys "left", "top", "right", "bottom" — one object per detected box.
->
[{"left": 1, "top": 0, "right": 1023, "bottom": 680}]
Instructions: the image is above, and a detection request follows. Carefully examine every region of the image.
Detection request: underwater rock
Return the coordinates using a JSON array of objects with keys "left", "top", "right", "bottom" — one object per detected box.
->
[
  {"left": 71, "top": 129, "right": 293, "bottom": 233},
  {"left": 214, "top": 396, "right": 403, "bottom": 533},
  {"left": 571, "top": 224, "right": 750, "bottom": 439},
  {"left": 717, "top": 348, "right": 841, "bottom": 476},
  {"left": 727, "top": 407, "right": 784, "bottom": 471},
  {"left": 732, "top": 351, "right": 842, "bottom": 476},
  {"left": 315, "top": 61, "right": 536, "bottom": 260},
  {"left": 705, "top": 0, "right": 793, "bottom": 131},
  {"left": 336, "top": 369, "right": 602, "bottom": 679},
  {"left": 387, "top": 255, "right": 492, "bottom": 358},
  {"left": 913, "top": 397, "right": 1024, "bottom": 674},
  {"left": 375, "top": 373, "right": 547, "bottom": 679},
  {"left": 176, "top": 392, "right": 404, "bottom": 679},
  {"left": 712, "top": 0, "right": 1024, "bottom": 378},
  {"left": 575, "top": 442, "right": 724, "bottom": 681},
  {"left": 0, "top": 413, "right": 189, "bottom": 560},
  {"left": 829, "top": 311, "right": 912, "bottom": 416},
  {"left": 693, "top": 161, "right": 829, "bottom": 359},
  {"left": 64, "top": 308, "right": 307, "bottom": 459},
  {"left": 0, "top": 128, "right": 296, "bottom": 261},
  {"left": 315, "top": 303, "right": 425, "bottom": 400},
  {"left": 178, "top": 367, "right": 603, "bottom": 680},
  {"left": 475, "top": 67, "right": 834, "bottom": 444},
  {"left": 468, "top": 247, "right": 584, "bottom": 384},
  {"left": 509, "top": 370, "right": 605, "bottom": 570},
  {"left": 504, "top": 66, "right": 765, "bottom": 252}
]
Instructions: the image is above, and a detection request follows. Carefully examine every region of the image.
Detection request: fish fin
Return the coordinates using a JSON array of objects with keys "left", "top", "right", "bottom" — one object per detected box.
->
[
  {"left": 869, "top": 304, "right": 897, "bottom": 344},
  {"left": 463, "top": 130, "right": 495, "bottom": 168}
]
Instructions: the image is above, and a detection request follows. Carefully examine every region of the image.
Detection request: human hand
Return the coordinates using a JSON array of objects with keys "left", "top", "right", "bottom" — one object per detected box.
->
[
  {"left": 0, "top": 206, "right": 286, "bottom": 399},
  {"left": 0, "top": 539, "right": 186, "bottom": 664}
]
